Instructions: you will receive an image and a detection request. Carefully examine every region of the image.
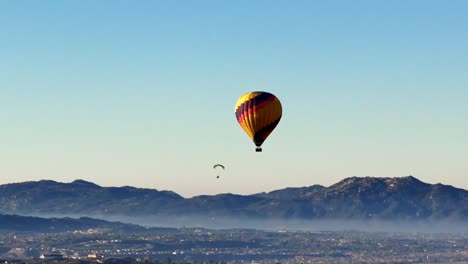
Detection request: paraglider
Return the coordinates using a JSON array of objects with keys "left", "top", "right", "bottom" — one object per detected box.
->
[
  {"left": 234, "top": 91, "right": 282, "bottom": 152},
  {"left": 213, "top": 164, "right": 225, "bottom": 170},
  {"left": 213, "top": 164, "right": 225, "bottom": 179}
]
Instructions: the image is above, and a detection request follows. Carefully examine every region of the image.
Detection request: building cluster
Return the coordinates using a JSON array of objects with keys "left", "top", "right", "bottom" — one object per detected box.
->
[{"left": 0, "top": 228, "right": 466, "bottom": 263}]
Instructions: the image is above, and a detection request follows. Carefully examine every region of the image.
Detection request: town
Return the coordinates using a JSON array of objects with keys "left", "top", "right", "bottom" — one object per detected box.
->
[{"left": 0, "top": 227, "right": 466, "bottom": 263}]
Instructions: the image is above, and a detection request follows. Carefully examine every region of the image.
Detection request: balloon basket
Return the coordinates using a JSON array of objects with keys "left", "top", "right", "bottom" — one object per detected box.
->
[{"left": 255, "top": 147, "right": 262, "bottom": 152}]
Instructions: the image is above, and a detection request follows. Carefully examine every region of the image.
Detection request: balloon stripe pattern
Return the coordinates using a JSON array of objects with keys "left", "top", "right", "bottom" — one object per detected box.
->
[{"left": 235, "top": 91, "right": 282, "bottom": 148}]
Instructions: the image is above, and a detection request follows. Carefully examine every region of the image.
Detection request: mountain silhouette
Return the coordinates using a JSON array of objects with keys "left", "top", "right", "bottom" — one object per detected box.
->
[
  {"left": 0, "top": 213, "right": 146, "bottom": 233},
  {"left": 0, "top": 176, "right": 465, "bottom": 221}
]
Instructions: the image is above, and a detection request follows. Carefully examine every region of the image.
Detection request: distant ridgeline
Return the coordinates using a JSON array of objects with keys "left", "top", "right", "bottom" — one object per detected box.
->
[
  {"left": 0, "top": 214, "right": 147, "bottom": 233},
  {"left": 0, "top": 176, "right": 466, "bottom": 221}
]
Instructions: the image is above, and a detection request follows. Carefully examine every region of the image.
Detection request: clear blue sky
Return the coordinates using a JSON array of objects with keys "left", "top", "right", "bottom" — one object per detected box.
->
[{"left": 1, "top": 1, "right": 467, "bottom": 197}]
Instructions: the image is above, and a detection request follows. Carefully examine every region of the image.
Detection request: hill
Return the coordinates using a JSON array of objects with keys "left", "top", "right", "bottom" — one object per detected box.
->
[
  {"left": 0, "top": 214, "right": 146, "bottom": 233},
  {"left": 0, "top": 176, "right": 466, "bottom": 221}
]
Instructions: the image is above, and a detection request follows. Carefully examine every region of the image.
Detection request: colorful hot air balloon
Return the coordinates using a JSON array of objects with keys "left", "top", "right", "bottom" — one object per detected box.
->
[{"left": 234, "top": 91, "right": 282, "bottom": 152}]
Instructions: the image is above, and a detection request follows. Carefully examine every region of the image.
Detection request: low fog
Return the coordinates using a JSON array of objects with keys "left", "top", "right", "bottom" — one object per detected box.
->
[{"left": 27, "top": 213, "right": 468, "bottom": 234}]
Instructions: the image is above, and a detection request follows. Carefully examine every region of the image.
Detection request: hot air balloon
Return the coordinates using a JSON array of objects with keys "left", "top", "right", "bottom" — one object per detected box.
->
[{"left": 234, "top": 91, "right": 282, "bottom": 152}]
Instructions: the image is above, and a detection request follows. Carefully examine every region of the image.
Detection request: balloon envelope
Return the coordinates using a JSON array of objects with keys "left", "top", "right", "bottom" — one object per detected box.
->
[{"left": 234, "top": 91, "right": 282, "bottom": 151}]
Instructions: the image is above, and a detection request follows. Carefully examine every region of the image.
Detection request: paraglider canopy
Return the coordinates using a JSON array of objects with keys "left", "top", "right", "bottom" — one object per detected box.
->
[
  {"left": 213, "top": 164, "right": 225, "bottom": 169},
  {"left": 213, "top": 164, "right": 225, "bottom": 179}
]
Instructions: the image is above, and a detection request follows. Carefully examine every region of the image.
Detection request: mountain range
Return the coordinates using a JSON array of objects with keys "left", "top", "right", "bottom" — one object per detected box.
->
[
  {"left": 0, "top": 214, "right": 146, "bottom": 233},
  {"left": 0, "top": 176, "right": 466, "bottom": 221}
]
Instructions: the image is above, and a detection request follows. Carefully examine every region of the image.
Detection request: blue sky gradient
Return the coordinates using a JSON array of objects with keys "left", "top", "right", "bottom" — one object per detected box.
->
[{"left": 1, "top": 1, "right": 467, "bottom": 196}]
